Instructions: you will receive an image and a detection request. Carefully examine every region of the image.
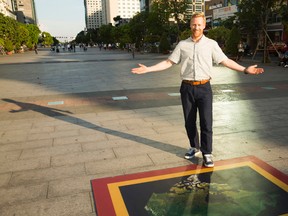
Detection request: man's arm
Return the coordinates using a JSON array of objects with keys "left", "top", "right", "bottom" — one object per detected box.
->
[
  {"left": 131, "top": 59, "right": 175, "bottom": 74},
  {"left": 221, "top": 58, "right": 264, "bottom": 75}
]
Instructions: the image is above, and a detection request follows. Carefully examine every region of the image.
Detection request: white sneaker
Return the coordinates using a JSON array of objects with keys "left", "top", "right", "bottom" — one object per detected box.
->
[
  {"left": 203, "top": 154, "right": 214, "bottom": 167},
  {"left": 184, "top": 147, "right": 200, "bottom": 159}
]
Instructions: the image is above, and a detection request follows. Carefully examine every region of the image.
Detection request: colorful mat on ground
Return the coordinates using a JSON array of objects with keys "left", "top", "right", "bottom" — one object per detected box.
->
[{"left": 91, "top": 156, "right": 288, "bottom": 216}]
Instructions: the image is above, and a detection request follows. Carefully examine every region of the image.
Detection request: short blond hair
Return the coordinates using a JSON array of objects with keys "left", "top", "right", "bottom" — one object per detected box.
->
[{"left": 190, "top": 12, "right": 206, "bottom": 23}]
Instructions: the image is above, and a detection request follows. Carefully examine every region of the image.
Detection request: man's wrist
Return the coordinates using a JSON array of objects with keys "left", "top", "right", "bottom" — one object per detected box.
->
[{"left": 243, "top": 67, "right": 249, "bottom": 74}]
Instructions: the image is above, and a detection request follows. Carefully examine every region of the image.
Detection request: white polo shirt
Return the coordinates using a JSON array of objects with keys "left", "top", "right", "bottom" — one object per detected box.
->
[{"left": 168, "top": 35, "right": 228, "bottom": 81}]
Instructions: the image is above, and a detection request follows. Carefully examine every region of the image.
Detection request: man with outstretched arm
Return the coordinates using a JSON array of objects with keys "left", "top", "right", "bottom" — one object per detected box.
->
[{"left": 131, "top": 13, "right": 264, "bottom": 167}]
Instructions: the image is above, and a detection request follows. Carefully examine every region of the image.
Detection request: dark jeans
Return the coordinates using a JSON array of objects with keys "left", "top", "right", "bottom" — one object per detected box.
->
[{"left": 180, "top": 81, "right": 213, "bottom": 155}]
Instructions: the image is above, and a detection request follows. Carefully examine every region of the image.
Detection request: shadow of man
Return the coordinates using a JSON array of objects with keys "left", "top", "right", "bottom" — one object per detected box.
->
[{"left": 2, "top": 98, "right": 188, "bottom": 158}]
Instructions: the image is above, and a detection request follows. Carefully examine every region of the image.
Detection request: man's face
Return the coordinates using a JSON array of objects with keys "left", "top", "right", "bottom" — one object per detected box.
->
[{"left": 190, "top": 17, "right": 206, "bottom": 38}]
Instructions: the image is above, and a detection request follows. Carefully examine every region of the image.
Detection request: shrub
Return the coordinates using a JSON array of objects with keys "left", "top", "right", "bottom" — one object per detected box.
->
[
  {"left": 4, "top": 40, "right": 14, "bottom": 52},
  {"left": 225, "top": 26, "right": 241, "bottom": 56},
  {"left": 159, "top": 33, "right": 170, "bottom": 53}
]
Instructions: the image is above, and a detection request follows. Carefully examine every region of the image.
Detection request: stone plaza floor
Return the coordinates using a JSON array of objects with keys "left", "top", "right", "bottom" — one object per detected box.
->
[{"left": 0, "top": 47, "right": 287, "bottom": 215}]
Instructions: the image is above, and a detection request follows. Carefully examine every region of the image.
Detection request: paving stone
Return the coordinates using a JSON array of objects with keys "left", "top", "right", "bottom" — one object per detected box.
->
[
  {"left": 10, "top": 164, "right": 86, "bottom": 186},
  {"left": 123, "top": 160, "right": 191, "bottom": 175},
  {"left": 148, "top": 151, "right": 189, "bottom": 165},
  {"left": 0, "top": 139, "right": 53, "bottom": 152},
  {"left": 54, "top": 124, "right": 83, "bottom": 131},
  {"left": 19, "top": 144, "right": 82, "bottom": 159},
  {"left": 48, "top": 175, "right": 102, "bottom": 198},
  {"left": 0, "top": 157, "right": 51, "bottom": 174},
  {"left": 113, "top": 144, "right": 162, "bottom": 158},
  {"left": 53, "top": 134, "right": 108, "bottom": 146},
  {"left": 81, "top": 139, "right": 140, "bottom": 152},
  {"left": 29, "top": 126, "right": 55, "bottom": 134},
  {"left": 0, "top": 192, "right": 93, "bottom": 216},
  {"left": 0, "top": 183, "right": 48, "bottom": 207},
  {"left": 0, "top": 150, "right": 21, "bottom": 162},
  {"left": 51, "top": 148, "right": 116, "bottom": 167},
  {"left": 0, "top": 173, "right": 11, "bottom": 187},
  {"left": 85, "top": 155, "right": 154, "bottom": 175}
]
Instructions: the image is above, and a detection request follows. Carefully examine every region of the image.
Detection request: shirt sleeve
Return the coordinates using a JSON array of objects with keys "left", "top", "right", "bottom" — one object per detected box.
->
[
  {"left": 168, "top": 42, "right": 182, "bottom": 64},
  {"left": 212, "top": 41, "right": 228, "bottom": 64}
]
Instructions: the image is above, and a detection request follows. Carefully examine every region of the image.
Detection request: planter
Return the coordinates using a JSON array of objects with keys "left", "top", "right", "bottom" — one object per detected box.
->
[{"left": 6, "top": 51, "right": 13, "bottom": 55}]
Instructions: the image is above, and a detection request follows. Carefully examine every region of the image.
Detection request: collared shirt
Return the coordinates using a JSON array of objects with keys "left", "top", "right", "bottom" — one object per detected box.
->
[{"left": 168, "top": 35, "right": 228, "bottom": 81}]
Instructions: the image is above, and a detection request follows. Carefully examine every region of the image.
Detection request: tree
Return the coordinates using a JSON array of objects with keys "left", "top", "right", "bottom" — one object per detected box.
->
[
  {"left": 0, "top": 14, "right": 17, "bottom": 45},
  {"left": 128, "top": 12, "right": 149, "bottom": 47},
  {"left": 278, "top": 1, "right": 288, "bottom": 40},
  {"left": 75, "top": 31, "right": 87, "bottom": 44},
  {"left": 237, "top": 0, "right": 279, "bottom": 62},
  {"left": 225, "top": 26, "right": 241, "bottom": 56},
  {"left": 159, "top": 33, "right": 171, "bottom": 53},
  {"left": 99, "top": 24, "right": 114, "bottom": 44},
  {"left": 41, "top": 32, "right": 54, "bottom": 47},
  {"left": 0, "top": 13, "right": 54, "bottom": 53},
  {"left": 113, "top": 15, "right": 122, "bottom": 27},
  {"left": 26, "top": 24, "right": 41, "bottom": 48},
  {"left": 151, "top": 0, "right": 189, "bottom": 42},
  {"left": 207, "top": 26, "right": 231, "bottom": 52},
  {"left": 17, "top": 24, "right": 30, "bottom": 46},
  {"left": 112, "top": 24, "right": 131, "bottom": 49}
]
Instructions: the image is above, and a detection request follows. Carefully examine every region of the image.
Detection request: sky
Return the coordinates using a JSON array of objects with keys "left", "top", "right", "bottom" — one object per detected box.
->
[{"left": 34, "top": 0, "right": 86, "bottom": 38}]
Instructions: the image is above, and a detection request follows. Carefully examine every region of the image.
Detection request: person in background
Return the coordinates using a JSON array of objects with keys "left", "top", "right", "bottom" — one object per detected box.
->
[
  {"left": 34, "top": 44, "right": 38, "bottom": 54},
  {"left": 237, "top": 40, "right": 244, "bottom": 61},
  {"left": 131, "top": 12, "right": 264, "bottom": 167}
]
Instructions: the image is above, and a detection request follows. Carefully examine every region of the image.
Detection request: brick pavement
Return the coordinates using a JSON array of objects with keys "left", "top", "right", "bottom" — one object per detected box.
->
[{"left": 0, "top": 48, "right": 287, "bottom": 215}]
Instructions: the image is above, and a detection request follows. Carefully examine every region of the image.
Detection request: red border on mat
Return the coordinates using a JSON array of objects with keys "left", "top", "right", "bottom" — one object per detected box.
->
[{"left": 91, "top": 156, "right": 288, "bottom": 216}]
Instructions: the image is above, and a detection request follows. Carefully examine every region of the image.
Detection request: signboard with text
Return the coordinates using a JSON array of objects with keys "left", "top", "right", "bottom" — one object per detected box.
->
[{"left": 213, "top": 5, "right": 238, "bottom": 20}]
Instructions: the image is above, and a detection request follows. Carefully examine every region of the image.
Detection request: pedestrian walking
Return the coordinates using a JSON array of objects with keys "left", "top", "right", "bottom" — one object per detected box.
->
[
  {"left": 34, "top": 44, "right": 38, "bottom": 54},
  {"left": 131, "top": 12, "right": 264, "bottom": 167}
]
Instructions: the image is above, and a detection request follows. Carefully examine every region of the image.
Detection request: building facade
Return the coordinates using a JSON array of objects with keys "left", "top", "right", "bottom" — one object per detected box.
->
[
  {"left": 105, "top": 0, "right": 140, "bottom": 24},
  {"left": 0, "top": 0, "right": 16, "bottom": 19},
  {"left": 84, "top": 0, "right": 140, "bottom": 29},
  {"left": 84, "top": 0, "right": 104, "bottom": 29},
  {"left": 12, "top": 0, "right": 37, "bottom": 24}
]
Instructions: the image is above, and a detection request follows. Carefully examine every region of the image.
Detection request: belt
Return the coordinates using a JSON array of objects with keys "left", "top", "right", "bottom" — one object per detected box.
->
[{"left": 182, "top": 79, "right": 210, "bottom": 86}]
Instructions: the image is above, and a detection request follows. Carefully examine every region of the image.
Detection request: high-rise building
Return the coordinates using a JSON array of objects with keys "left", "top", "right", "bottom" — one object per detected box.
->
[
  {"left": 84, "top": 0, "right": 104, "bottom": 29},
  {"left": 12, "top": 0, "right": 37, "bottom": 24},
  {"left": 104, "top": 0, "right": 140, "bottom": 24},
  {"left": 84, "top": 0, "right": 140, "bottom": 29}
]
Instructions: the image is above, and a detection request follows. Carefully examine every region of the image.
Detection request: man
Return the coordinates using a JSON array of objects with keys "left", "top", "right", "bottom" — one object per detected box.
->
[{"left": 131, "top": 13, "right": 264, "bottom": 167}]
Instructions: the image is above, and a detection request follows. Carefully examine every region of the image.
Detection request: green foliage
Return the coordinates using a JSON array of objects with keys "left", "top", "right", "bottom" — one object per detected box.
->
[
  {"left": 17, "top": 24, "right": 30, "bottom": 46},
  {"left": 207, "top": 26, "right": 230, "bottom": 50},
  {"left": 225, "top": 26, "right": 241, "bottom": 56},
  {"left": 0, "top": 38, "right": 4, "bottom": 46},
  {"left": 99, "top": 24, "right": 115, "bottom": 44},
  {"left": 151, "top": 0, "right": 189, "bottom": 42},
  {"left": 112, "top": 24, "right": 132, "bottom": 46},
  {"left": 0, "top": 13, "right": 52, "bottom": 52},
  {"left": 279, "top": 4, "right": 288, "bottom": 35},
  {"left": 41, "top": 32, "right": 54, "bottom": 47},
  {"left": 4, "top": 39, "right": 14, "bottom": 52},
  {"left": 26, "top": 24, "right": 41, "bottom": 48},
  {"left": 159, "top": 33, "right": 171, "bottom": 53},
  {"left": 75, "top": 31, "right": 86, "bottom": 44},
  {"left": 128, "top": 12, "right": 149, "bottom": 46},
  {"left": 179, "top": 29, "right": 191, "bottom": 40}
]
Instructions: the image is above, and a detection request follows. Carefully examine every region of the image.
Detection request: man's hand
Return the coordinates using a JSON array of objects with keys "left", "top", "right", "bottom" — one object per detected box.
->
[
  {"left": 245, "top": 65, "right": 264, "bottom": 75},
  {"left": 131, "top": 64, "right": 149, "bottom": 74}
]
